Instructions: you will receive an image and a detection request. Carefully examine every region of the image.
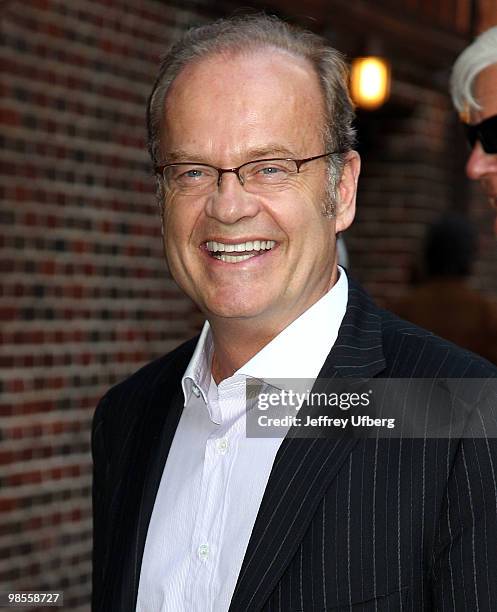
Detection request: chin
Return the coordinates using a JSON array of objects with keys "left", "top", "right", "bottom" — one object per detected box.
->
[
  {"left": 198, "top": 294, "right": 273, "bottom": 321},
  {"left": 194, "top": 284, "right": 274, "bottom": 318},
  {"left": 203, "top": 304, "right": 264, "bottom": 320}
]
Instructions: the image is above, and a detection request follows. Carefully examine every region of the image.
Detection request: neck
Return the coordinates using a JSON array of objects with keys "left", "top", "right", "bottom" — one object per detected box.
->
[
  {"left": 208, "top": 287, "right": 336, "bottom": 383},
  {"left": 209, "top": 318, "right": 281, "bottom": 384},
  {"left": 207, "top": 266, "right": 341, "bottom": 384}
]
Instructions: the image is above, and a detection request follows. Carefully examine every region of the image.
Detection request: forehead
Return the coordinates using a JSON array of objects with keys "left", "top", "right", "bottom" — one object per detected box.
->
[
  {"left": 162, "top": 49, "right": 326, "bottom": 159},
  {"left": 472, "top": 63, "right": 497, "bottom": 122}
]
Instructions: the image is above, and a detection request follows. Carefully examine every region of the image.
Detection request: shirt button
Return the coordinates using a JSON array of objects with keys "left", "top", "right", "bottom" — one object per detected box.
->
[
  {"left": 192, "top": 384, "right": 200, "bottom": 398},
  {"left": 216, "top": 438, "right": 229, "bottom": 455},
  {"left": 198, "top": 544, "right": 209, "bottom": 560}
]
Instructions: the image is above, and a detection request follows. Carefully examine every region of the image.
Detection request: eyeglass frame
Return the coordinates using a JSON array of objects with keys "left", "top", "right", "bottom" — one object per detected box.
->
[
  {"left": 464, "top": 114, "right": 497, "bottom": 154},
  {"left": 154, "top": 151, "right": 344, "bottom": 192}
]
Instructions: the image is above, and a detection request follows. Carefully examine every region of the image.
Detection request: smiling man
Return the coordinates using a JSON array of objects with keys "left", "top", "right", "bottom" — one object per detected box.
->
[
  {"left": 451, "top": 27, "right": 497, "bottom": 210},
  {"left": 92, "top": 15, "right": 497, "bottom": 612},
  {"left": 157, "top": 48, "right": 358, "bottom": 382}
]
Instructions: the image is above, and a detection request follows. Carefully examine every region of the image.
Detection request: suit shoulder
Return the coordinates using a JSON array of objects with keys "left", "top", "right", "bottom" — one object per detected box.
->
[
  {"left": 377, "top": 306, "right": 497, "bottom": 378},
  {"left": 108, "top": 335, "right": 198, "bottom": 402},
  {"left": 94, "top": 335, "right": 198, "bottom": 423}
]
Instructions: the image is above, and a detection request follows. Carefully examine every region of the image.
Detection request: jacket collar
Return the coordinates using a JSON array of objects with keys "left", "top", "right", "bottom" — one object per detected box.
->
[{"left": 318, "top": 278, "right": 386, "bottom": 379}]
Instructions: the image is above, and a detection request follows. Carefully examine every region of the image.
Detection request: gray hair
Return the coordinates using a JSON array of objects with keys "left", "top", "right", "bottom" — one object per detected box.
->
[
  {"left": 450, "top": 26, "right": 497, "bottom": 114},
  {"left": 146, "top": 14, "right": 356, "bottom": 215}
]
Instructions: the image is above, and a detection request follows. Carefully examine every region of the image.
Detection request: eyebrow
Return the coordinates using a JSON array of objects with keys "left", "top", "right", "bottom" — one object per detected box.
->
[
  {"left": 164, "top": 144, "right": 298, "bottom": 164},
  {"left": 244, "top": 144, "right": 297, "bottom": 159}
]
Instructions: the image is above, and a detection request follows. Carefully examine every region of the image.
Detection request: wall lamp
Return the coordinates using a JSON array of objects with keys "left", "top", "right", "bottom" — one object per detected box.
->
[{"left": 350, "top": 56, "right": 391, "bottom": 110}]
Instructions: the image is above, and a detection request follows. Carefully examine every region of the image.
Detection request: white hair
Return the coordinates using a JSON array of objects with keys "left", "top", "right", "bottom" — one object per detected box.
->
[{"left": 450, "top": 27, "right": 497, "bottom": 114}]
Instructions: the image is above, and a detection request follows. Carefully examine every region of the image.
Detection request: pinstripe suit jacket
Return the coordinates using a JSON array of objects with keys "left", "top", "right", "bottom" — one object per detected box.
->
[{"left": 92, "top": 279, "right": 497, "bottom": 611}]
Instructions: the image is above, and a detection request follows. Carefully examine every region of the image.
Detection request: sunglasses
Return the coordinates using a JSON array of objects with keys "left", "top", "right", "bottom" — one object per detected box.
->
[{"left": 464, "top": 114, "right": 497, "bottom": 154}]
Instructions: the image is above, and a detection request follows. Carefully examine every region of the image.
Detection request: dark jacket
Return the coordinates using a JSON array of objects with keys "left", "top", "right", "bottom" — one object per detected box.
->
[{"left": 92, "top": 279, "right": 497, "bottom": 611}]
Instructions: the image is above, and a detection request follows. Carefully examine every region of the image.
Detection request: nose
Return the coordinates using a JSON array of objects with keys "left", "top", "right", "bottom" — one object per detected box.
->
[
  {"left": 204, "top": 172, "right": 261, "bottom": 224},
  {"left": 466, "top": 141, "right": 497, "bottom": 180}
]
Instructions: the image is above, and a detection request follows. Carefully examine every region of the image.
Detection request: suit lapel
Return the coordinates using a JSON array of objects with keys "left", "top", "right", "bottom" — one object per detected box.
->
[
  {"left": 124, "top": 383, "right": 185, "bottom": 608},
  {"left": 229, "top": 279, "right": 387, "bottom": 611},
  {"left": 106, "top": 342, "right": 196, "bottom": 612}
]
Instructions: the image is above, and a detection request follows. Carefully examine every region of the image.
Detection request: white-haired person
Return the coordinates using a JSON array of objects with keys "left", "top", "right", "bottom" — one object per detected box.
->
[{"left": 450, "top": 26, "right": 497, "bottom": 209}]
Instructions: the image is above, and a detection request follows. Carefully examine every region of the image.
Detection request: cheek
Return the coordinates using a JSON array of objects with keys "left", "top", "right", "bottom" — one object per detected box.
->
[
  {"left": 162, "top": 208, "right": 190, "bottom": 269},
  {"left": 268, "top": 182, "right": 327, "bottom": 227},
  {"left": 163, "top": 200, "right": 195, "bottom": 243},
  {"left": 286, "top": 198, "right": 329, "bottom": 240}
]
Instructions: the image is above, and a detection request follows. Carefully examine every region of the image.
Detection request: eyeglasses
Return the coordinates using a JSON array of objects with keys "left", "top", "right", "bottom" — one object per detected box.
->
[
  {"left": 155, "top": 152, "right": 342, "bottom": 196},
  {"left": 464, "top": 114, "right": 497, "bottom": 154}
]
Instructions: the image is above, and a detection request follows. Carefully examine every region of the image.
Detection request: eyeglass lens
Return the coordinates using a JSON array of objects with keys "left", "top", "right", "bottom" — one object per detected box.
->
[{"left": 465, "top": 114, "right": 497, "bottom": 154}]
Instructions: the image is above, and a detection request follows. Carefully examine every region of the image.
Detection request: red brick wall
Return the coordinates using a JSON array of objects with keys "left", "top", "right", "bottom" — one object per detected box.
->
[{"left": 1, "top": 1, "right": 207, "bottom": 609}]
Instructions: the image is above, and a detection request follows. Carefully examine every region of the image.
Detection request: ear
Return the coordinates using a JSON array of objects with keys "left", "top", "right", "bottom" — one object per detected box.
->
[{"left": 335, "top": 151, "right": 360, "bottom": 233}]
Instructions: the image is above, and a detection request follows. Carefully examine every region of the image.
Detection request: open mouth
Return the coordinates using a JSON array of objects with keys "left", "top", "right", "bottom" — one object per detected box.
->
[{"left": 204, "top": 240, "right": 276, "bottom": 263}]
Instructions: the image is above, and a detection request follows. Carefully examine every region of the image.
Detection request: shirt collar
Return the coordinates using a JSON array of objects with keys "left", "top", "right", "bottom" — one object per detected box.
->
[
  {"left": 181, "top": 321, "right": 213, "bottom": 405},
  {"left": 181, "top": 266, "right": 348, "bottom": 402},
  {"left": 238, "top": 266, "right": 348, "bottom": 389}
]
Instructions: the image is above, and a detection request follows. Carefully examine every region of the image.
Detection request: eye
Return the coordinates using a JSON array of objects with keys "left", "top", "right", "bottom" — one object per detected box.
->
[
  {"left": 247, "top": 160, "right": 294, "bottom": 182},
  {"left": 168, "top": 165, "right": 215, "bottom": 186},
  {"left": 163, "top": 163, "right": 216, "bottom": 194},
  {"left": 259, "top": 166, "right": 285, "bottom": 175},
  {"left": 179, "top": 168, "right": 206, "bottom": 180}
]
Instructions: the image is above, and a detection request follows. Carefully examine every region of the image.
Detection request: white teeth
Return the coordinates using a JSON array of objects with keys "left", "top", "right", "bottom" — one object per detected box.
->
[{"left": 205, "top": 240, "right": 276, "bottom": 253}]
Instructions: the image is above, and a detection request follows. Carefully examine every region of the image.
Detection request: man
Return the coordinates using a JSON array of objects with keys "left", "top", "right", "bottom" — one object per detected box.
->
[
  {"left": 450, "top": 26, "right": 497, "bottom": 209},
  {"left": 92, "top": 15, "right": 497, "bottom": 611}
]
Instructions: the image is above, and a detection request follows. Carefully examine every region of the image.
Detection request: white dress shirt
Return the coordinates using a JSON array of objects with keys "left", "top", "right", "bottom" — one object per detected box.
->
[{"left": 136, "top": 268, "right": 348, "bottom": 612}]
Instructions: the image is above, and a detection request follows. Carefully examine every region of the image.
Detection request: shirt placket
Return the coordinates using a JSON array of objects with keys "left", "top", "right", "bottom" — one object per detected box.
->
[{"left": 184, "top": 384, "right": 240, "bottom": 612}]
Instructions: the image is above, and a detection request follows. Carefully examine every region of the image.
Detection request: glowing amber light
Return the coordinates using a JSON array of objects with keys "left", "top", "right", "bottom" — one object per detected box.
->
[{"left": 351, "top": 57, "right": 391, "bottom": 109}]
